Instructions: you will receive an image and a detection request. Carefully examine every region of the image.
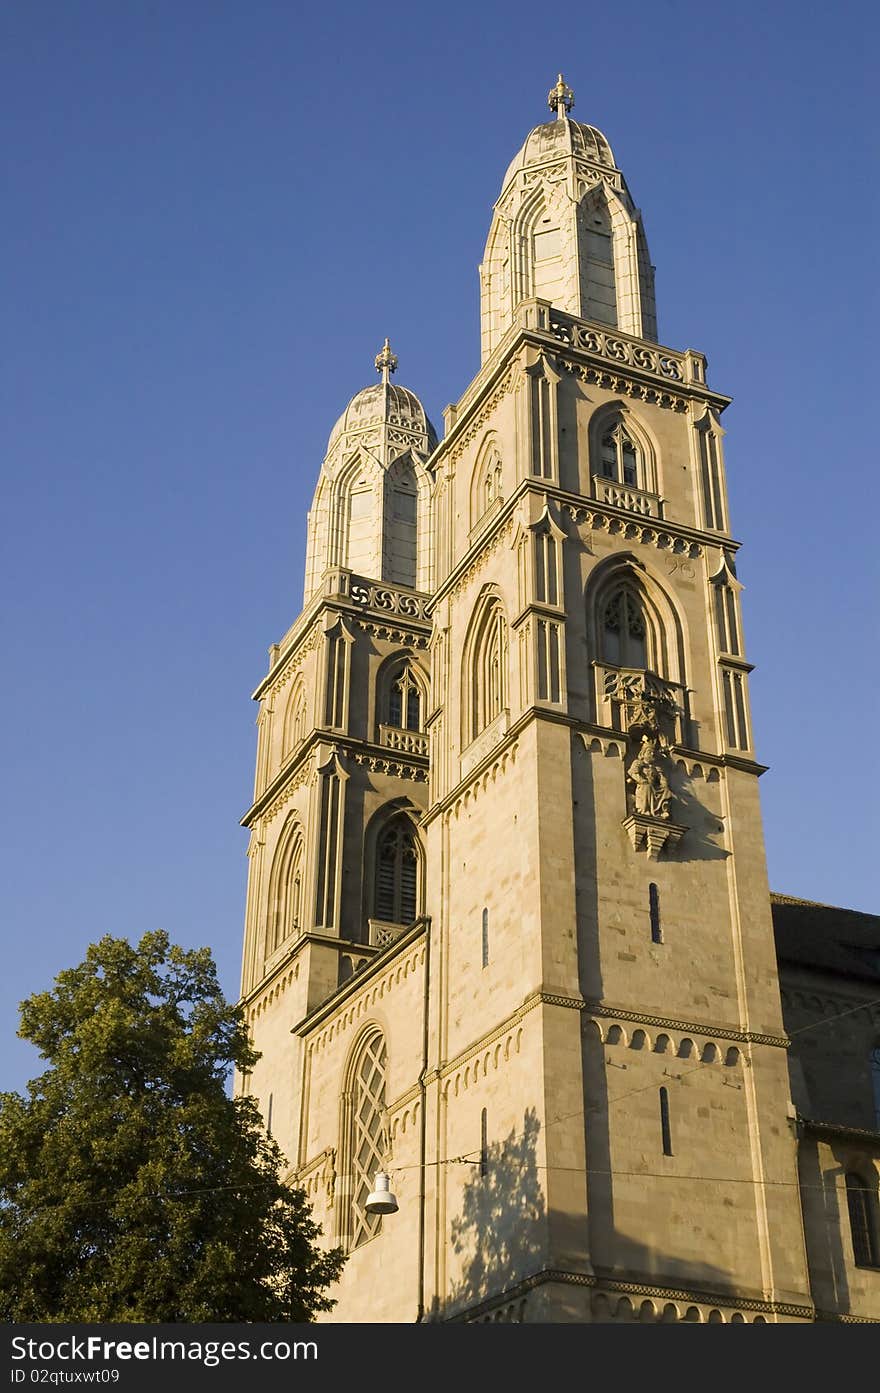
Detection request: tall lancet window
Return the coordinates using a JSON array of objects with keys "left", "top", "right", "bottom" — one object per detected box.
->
[
  {"left": 472, "top": 599, "right": 508, "bottom": 736},
  {"left": 601, "top": 586, "right": 648, "bottom": 669},
  {"left": 375, "top": 815, "right": 419, "bottom": 925},
  {"left": 582, "top": 200, "right": 617, "bottom": 328},
  {"left": 386, "top": 458, "right": 418, "bottom": 589},
  {"left": 347, "top": 1031, "right": 388, "bottom": 1250},
  {"left": 265, "top": 821, "right": 304, "bottom": 966}
]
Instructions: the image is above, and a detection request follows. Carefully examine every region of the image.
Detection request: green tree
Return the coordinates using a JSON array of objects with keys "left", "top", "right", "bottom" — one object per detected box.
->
[{"left": 0, "top": 931, "right": 344, "bottom": 1321}]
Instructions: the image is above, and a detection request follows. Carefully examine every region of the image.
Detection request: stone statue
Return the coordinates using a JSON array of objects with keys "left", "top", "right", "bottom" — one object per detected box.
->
[{"left": 627, "top": 735, "right": 673, "bottom": 821}]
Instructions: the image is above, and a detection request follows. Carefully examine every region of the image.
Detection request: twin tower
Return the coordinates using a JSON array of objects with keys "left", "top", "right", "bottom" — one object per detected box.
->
[{"left": 237, "top": 81, "right": 811, "bottom": 1322}]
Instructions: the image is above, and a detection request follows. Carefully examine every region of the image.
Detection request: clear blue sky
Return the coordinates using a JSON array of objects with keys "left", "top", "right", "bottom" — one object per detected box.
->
[{"left": 2, "top": 1, "right": 877, "bottom": 1095}]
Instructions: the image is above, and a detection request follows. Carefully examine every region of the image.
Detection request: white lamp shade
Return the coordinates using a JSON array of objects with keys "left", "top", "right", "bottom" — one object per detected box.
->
[{"left": 365, "top": 1171, "right": 399, "bottom": 1215}]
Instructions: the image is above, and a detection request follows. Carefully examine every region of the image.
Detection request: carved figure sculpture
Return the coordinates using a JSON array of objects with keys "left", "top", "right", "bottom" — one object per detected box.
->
[{"left": 627, "top": 735, "right": 673, "bottom": 820}]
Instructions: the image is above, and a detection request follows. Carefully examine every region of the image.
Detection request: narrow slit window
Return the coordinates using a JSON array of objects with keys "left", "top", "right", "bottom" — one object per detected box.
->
[
  {"left": 649, "top": 883, "right": 662, "bottom": 943},
  {"left": 659, "top": 1086, "right": 673, "bottom": 1155},
  {"left": 481, "top": 907, "right": 489, "bottom": 969},
  {"left": 480, "top": 1108, "right": 488, "bottom": 1178}
]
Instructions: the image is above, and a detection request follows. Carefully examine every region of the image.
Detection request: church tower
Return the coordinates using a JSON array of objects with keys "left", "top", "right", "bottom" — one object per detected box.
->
[{"left": 237, "top": 80, "right": 816, "bottom": 1323}]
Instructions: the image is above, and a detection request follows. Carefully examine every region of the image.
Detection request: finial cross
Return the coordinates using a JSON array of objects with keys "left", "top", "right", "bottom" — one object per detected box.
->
[
  {"left": 548, "top": 73, "right": 574, "bottom": 120},
  {"left": 375, "top": 338, "right": 398, "bottom": 384}
]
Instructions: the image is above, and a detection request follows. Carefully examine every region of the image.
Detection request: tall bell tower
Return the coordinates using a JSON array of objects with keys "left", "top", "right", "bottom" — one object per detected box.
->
[{"left": 238, "top": 80, "right": 814, "bottom": 1323}]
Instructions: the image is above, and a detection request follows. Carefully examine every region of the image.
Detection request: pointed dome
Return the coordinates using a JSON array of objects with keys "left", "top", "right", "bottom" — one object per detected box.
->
[
  {"left": 328, "top": 380, "right": 438, "bottom": 454},
  {"left": 501, "top": 117, "right": 616, "bottom": 193},
  {"left": 327, "top": 340, "right": 437, "bottom": 455}
]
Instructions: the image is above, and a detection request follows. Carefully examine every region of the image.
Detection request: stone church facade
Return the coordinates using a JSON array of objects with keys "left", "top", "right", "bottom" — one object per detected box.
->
[{"left": 236, "top": 79, "right": 880, "bottom": 1323}]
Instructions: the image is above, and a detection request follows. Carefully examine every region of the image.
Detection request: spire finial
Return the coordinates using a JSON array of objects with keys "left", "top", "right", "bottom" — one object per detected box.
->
[
  {"left": 548, "top": 73, "right": 574, "bottom": 120},
  {"left": 375, "top": 337, "right": 398, "bottom": 384}
]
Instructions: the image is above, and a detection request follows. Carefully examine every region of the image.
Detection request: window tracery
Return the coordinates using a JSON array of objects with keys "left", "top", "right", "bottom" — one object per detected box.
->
[
  {"left": 601, "top": 585, "right": 648, "bottom": 668},
  {"left": 387, "top": 665, "right": 422, "bottom": 732},
  {"left": 348, "top": 1032, "right": 388, "bottom": 1250}
]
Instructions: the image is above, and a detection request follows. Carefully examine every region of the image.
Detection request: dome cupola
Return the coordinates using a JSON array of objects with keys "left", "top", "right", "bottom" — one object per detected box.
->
[{"left": 304, "top": 343, "right": 436, "bottom": 600}]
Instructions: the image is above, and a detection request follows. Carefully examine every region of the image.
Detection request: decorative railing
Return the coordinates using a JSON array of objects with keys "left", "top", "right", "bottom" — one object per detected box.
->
[
  {"left": 380, "top": 725, "right": 429, "bottom": 757},
  {"left": 592, "top": 475, "right": 661, "bottom": 518},
  {"left": 548, "top": 310, "right": 689, "bottom": 384},
  {"left": 594, "top": 665, "right": 685, "bottom": 745},
  {"left": 368, "top": 918, "right": 408, "bottom": 949},
  {"left": 326, "top": 570, "right": 429, "bottom": 620}
]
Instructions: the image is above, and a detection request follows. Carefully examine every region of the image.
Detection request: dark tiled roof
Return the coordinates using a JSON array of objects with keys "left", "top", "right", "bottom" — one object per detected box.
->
[{"left": 771, "top": 892, "right": 880, "bottom": 983}]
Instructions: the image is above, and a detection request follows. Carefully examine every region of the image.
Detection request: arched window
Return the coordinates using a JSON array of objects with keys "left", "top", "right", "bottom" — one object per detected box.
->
[
  {"left": 601, "top": 585, "right": 647, "bottom": 668},
  {"left": 282, "top": 681, "right": 307, "bottom": 757},
  {"left": 845, "top": 1172, "right": 880, "bottom": 1268},
  {"left": 471, "top": 437, "right": 504, "bottom": 528},
  {"left": 348, "top": 1031, "right": 388, "bottom": 1249},
  {"left": 387, "top": 665, "right": 421, "bottom": 732},
  {"left": 581, "top": 195, "right": 618, "bottom": 328},
  {"left": 375, "top": 815, "right": 419, "bottom": 925},
  {"left": 386, "top": 458, "right": 418, "bottom": 589},
  {"left": 484, "top": 454, "right": 503, "bottom": 512},
  {"left": 471, "top": 599, "right": 508, "bottom": 738},
  {"left": 599, "top": 421, "right": 640, "bottom": 487},
  {"left": 265, "top": 822, "right": 304, "bottom": 964}
]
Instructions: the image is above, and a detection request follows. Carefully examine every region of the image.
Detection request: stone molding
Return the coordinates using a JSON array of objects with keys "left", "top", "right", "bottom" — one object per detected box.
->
[
  {"left": 583, "top": 1000, "right": 789, "bottom": 1048},
  {"left": 448, "top": 1266, "right": 814, "bottom": 1323},
  {"left": 294, "top": 925, "right": 427, "bottom": 1045},
  {"left": 434, "top": 990, "right": 584, "bottom": 1093}
]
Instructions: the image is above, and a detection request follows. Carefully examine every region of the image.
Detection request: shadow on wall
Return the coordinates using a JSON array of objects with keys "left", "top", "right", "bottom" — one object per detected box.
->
[{"left": 444, "top": 1109, "right": 545, "bottom": 1317}]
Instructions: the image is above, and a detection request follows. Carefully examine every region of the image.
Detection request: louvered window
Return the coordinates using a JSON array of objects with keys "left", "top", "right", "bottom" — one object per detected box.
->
[{"left": 375, "top": 819, "right": 418, "bottom": 924}]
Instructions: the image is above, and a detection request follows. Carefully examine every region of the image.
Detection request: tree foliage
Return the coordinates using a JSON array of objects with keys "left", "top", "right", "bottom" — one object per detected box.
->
[{"left": 0, "top": 931, "right": 344, "bottom": 1321}]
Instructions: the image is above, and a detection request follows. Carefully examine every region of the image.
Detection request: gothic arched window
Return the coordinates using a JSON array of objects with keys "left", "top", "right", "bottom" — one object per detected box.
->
[
  {"left": 600, "top": 421, "right": 640, "bottom": 487},
  {"left": 845, "top": 1172, "right": 880, "bottom": 1268},
  {"left": 471, "top": 438, "right": 504, "bottom": 528},
  {"left": 375, "top": 816, "right": 419, "bottom": 925},
  {"left": 282, "top": 681, "right": 307, "bottom": 758},
  {"left": 387, "top": 665, "right": 421, "bottom": 733},
  {"left": 601, "top": 586, "right": 648, "bottom": 668},
  {"left": 483, "top": 454, "right": 503, "bottom": 512},
  {"left": 265, "top": 822, "right": 304, "bottom": 964},
  {"left": 348, "top": 1031, "right": 388, "bottom": 1249},
  {"left": 471, "top": 599, "right": 508, "bottom": 738}
]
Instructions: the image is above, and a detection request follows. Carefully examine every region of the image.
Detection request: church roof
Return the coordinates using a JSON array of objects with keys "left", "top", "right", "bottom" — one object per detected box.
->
[
  {"left": 501, "top": 117, "right": 616, "bottom": 192},
  {"left": 771, "top": 892, "right": 880, "bottom": 983}
]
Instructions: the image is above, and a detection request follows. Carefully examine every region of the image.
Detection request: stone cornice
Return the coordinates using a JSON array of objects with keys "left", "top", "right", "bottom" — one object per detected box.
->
[
  {"left": 239, "top": 932, "right": 377, "bottom": 1009},
  {"left": 291, "top": 919, "right": 427, "bottom": 1039},
  {"left": 584, "top": 999, "right": 790, "bottom": 1049},
  {"left": 252, "top": 574, "right": 431, "bottom": 703},
  {"left": 429, "top": 989, "right": 585, "bottom": 1086},
  {"left": 429, "top": 476, "right": 744, "bottom": 617},
  {"left": 242, "top": 730, "right": 429, "bottom": 829},
  {"left": 446, "top": 1267, "right": 814, "bottom": 1323}
]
